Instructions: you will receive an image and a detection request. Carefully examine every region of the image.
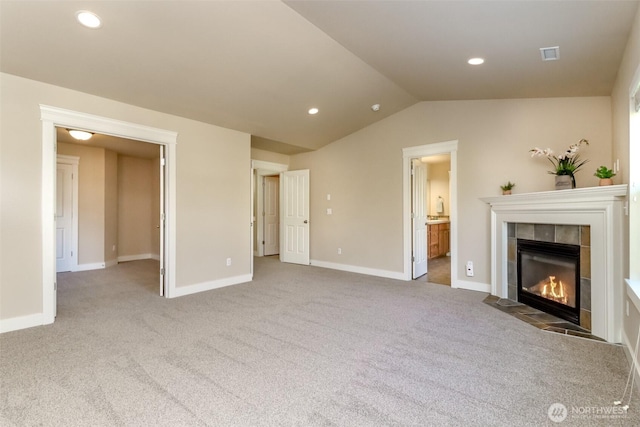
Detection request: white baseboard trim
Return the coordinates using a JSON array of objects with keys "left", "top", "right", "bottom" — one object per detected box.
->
[
  {"left": 150, "top": 253, "right": 160, "bottom": 261},
  {"left": 105, "top": 259, "right": 118, "bottom": 268},
  {"left": 118, "top": 254, "right": 153, "bottom": 262},
  {"left": 452, "top": 279, "right": 491, "bottom": 293},
  {"left": 310, "top": 260, "right": 405, "bottom": 281},
  {"left": 169, "top": 274, "right": 253, "bottom": 298},
  {"left": 73, "top": 262, "right": 106, "bottom": 272},
  {"left": 0, "top": 313, "right": 45, "bottom": 334}
]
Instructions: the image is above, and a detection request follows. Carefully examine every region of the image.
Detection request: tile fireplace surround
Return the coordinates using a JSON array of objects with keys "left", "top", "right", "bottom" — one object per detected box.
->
[{"left": 481, "top": 185, "right": 627, "bottom": 343}]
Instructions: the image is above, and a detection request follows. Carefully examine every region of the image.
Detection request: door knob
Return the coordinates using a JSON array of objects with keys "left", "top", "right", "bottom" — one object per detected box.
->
[{"left": 304, "top": 220, "right": 308, "bottom": 224}]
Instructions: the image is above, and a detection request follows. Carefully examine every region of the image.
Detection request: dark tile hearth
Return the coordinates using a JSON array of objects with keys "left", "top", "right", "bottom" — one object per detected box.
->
[{"left": 483, "top": 295, "right": 605, "bottom": 342}]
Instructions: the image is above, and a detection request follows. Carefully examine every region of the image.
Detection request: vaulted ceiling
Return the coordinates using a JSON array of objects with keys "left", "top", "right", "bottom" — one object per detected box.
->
[{"left": 2, "top": 1, "right": 638, "bottom": 155}]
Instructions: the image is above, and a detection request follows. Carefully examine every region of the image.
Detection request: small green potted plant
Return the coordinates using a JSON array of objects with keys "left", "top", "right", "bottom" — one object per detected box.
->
[
  {"left": 594, "top": 166, "right": 615, "bottom": 186},
  {"left": 500, "top": 181, "right": 515, "bottom": 195}
]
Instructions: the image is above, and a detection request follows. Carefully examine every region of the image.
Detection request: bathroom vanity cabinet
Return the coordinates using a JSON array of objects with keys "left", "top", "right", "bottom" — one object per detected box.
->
[{"left": 428, "top": 221, "right": 450, "bottom": 259}]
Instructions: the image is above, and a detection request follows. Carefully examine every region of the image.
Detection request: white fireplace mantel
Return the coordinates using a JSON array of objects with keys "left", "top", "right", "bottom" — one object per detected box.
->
[{"left": 481, "top": 185, "right": 628, "bottom": 342}]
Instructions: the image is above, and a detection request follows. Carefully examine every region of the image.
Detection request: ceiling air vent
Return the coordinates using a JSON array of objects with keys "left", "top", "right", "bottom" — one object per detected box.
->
[{"left": 540, "top": 46, "right": 560, "bottom": 61}]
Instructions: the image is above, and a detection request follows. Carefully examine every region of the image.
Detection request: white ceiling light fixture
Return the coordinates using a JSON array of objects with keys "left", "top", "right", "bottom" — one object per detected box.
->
[
  {"left": 68, "top": 129, "right": 94, "bottom": 140},
  {"left": 371, "top": 104, "right": 381, "bottom": 112},
  {"left": 540, "top": 46, "right": 560, "bottom": 61},
  {"left": 308, "top": 107, "right": 319, "bottom": 115},
  {"left": 76, "top": 10, "right": 102, "bottom": 29},
  {"left": 467, "top": 57, "right": 485, "bottom": 65}
]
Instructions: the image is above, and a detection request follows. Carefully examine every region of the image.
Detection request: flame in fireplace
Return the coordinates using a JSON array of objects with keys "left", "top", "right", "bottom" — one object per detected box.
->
[{"left": 540, "top": 276, "right": 568, "bottom": 305}]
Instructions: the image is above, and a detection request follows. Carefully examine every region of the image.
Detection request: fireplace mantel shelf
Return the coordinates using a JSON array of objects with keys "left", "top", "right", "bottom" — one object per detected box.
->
[
  {"left": 482, "top": 184, "right": 628, "bottom": 342},
  {"left": 481, "top": 184, "right": 628, "bottom": 206}
]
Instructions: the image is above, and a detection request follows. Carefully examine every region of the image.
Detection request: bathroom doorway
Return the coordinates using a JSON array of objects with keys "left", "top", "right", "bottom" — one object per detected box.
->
[{"left": 421, "top": 153, "right": 451, "bottom": 286}]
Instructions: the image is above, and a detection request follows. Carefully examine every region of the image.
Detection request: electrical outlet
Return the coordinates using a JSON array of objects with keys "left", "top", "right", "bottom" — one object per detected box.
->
[
  {"left": 466, "top": 261, "right": 474, "bottom": 277},
  {"left": 338, "top": 248, "right": 342, "bottom": 255},
  {"left": 226, "top": 258, "right": 232, "bottom": 267},
  {"left": 112, "top": 245, "right": 116, "bottom": 252},
  {"left": 327, "top": 208, "right": 332, "bottom": 215}
]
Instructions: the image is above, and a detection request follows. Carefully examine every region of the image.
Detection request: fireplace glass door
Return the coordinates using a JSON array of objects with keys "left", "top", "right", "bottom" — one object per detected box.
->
[{"left": 517, "top": 239, "right": 580, "bottom": 324}]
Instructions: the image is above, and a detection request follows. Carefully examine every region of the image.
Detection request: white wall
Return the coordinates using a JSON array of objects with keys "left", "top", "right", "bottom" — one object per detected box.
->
[
  {"left": 251, "top": 148, "right": 290, "bottom": 165},
  {"left": 118, "top": 155, "right": 157, "bottom": 260},
  {"left": 57, "top": 142, "right": 106, "bottom": 265},
  {"left": 0, "top": 73, "right": 250, "bottom": 323},
  {"left": 290, "top": 97, "right": 613, "bottom": 285},
  {"left": 427, "top": 160, "right": 450, "bottom": 216},
  {"left": 104, "top": 150, "right": 119, "bottom": 265},
  {"left": 611, "top": 5, "right": 640, "bottom": 358}
]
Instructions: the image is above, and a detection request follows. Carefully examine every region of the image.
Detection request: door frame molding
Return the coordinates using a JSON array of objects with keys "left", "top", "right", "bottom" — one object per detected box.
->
[
  {"left": 40, "top": 105, "right": 178, "bottom": 325},
  {"left": 251, "top": 160, "right": 288, "bottom": 259},
  {"left": 402, "top": 140, "right": 458, "bottom": 283},
  {"left": 56, "top": 155, "right": 79, "bottom": 273}
]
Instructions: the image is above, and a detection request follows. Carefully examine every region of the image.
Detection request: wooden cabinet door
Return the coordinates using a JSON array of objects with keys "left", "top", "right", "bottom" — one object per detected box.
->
[
  {"left": 440, "top": 229, "right": 450, "bottom": 255},
  {"left": 428, "top": 224, "right": 439, "bottom": 259}
]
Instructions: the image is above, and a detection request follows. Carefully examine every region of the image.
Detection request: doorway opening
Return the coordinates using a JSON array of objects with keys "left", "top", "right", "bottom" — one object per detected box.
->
[
  {"left": 251, "top": 160, "right": 288, "bottom": 275},
  {"left": 251, "top": 160, "right": 311, "bottom": 275},
  {"left": 262, "top": 175, "right": 280, "bottom": 257},
  {"left": 41, "top": 105, "right": 177, "bottom": 325},
  {"left": 403, "top": 140, "right": 458, "bottom": 286},
  {"left": 55, "top": 128, "right": 162, "bottom": 280},
  {"left": 412, "top": 153, "right": 452, "bottom": 285}
]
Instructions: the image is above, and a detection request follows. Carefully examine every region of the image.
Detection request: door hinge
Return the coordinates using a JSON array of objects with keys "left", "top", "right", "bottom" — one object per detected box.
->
[
  {"left": 54, "top": 282, "right": 57, "bottom": 291},
  {"left": 161, "top": 212, "right": 165, "bottom": 221},
  {"left": 412, "top": 256, "right": 415, "bottom": 262},
  {"left": 160, "top": 157, "right": 166, "bottom": 166},
  {"left": 262, "top": 241, "right": 265, "bottom": 245},
  {"left": 71, "top": 251, "right": 73, "bottom": 257},
  {"left": 160, "top": 268, "right": 165, "bottom": 276}
]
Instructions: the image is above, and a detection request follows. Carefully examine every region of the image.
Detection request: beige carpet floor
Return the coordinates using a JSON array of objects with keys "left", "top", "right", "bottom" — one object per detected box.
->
[{"left": 1, "top": 257, "right": 638, "bottom": 426}]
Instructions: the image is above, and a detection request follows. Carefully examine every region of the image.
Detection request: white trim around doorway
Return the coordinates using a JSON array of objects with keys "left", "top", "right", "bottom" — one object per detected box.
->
[
  {"left": 402, "top": 140, "right": 460, "bottom": 286},
  {"left": 251, "top": 160, "right": 288, "bottom": 268},
  {"left": 40, "top": 105, "right": 178, "bottom": 326}
]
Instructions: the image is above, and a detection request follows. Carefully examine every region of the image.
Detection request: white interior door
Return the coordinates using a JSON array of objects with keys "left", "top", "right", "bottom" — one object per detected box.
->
[
  {"left": 264, "top": 175, "right": 279, "bottom": 256},
  {"left": 280, "top": 169, "right": 309, "bottom": 265},
  {"left": 56, "top": 163, "right": 73, "bottom": 273},
  {"left": 412, "top": 159, "right": 428, "bottom": 278},
  {"left": 159, "top": 145, "right": 165, "bottom": 296}
]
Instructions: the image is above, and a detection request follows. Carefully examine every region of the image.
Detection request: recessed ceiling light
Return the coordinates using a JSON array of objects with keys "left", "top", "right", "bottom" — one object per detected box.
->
[
  {"left": 468, "top": 57, "right": 485, "bottom": 65},
  {"left": 76, "top": 10, "right": 102, "bottom": 29},
  {"left": 68, "top": 129, "right": 94, "bottom": 140},
  {"left": 308, "top": 108, "right": 319, "bottom": 115}
]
